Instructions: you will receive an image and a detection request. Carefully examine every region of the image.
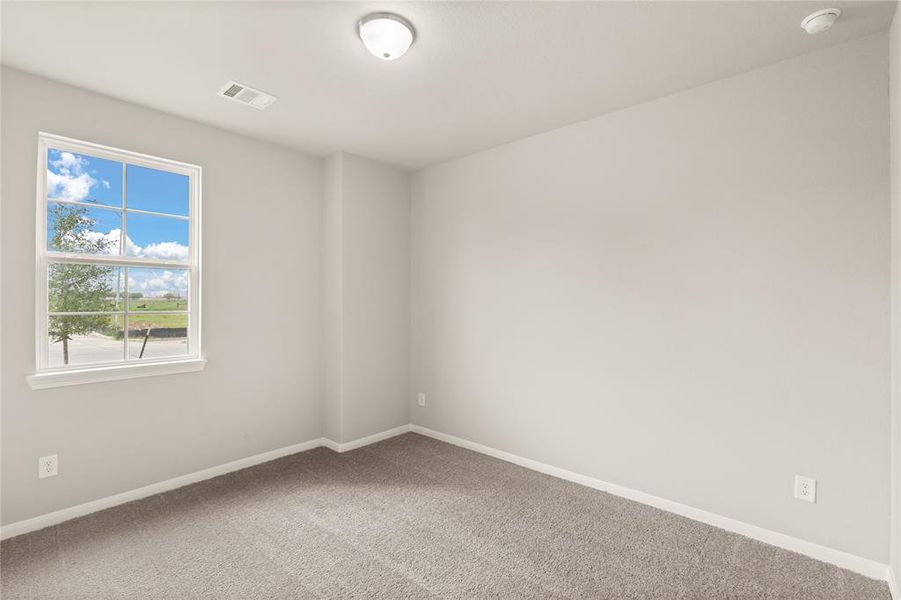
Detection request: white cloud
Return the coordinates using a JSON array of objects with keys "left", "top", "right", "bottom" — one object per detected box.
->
[
  {"left": 141, "top": 241, "right": 189, "bottom": 261},
  {"left": 128, "top": 269, "right": 189, "bottom": 298},
  {"left": 83, "top": 228, "right": 141, "bottom": 256},
  {"left": 47, "top": 170, "right": 96, "bottom": 202},
  {"left": 51, "top": 151, "right": 88, "bottom": 175},
  {"left": 47, "top": 151, "right": 97, "bottom": 202},
  {"left": 82, "top": 229, "right": 188, "bottom": 262}
]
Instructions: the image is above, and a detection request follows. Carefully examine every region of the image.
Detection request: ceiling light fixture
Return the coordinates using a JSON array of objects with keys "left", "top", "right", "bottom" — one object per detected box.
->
[
  {"left": 801, "top": 8, "right": 841, "bottom": 35},
  {"left": 358, "top": 12, "right": 415, "bottom": 60}
]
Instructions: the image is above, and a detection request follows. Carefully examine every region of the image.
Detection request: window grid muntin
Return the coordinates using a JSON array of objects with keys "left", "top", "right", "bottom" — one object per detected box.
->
[{"left": 45, "top": 199, "right": 190, "bottom": 221}]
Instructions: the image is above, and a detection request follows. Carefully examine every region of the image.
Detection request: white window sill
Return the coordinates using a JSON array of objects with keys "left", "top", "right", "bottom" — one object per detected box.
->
[{"left": 27, "top": 358, "right": 207, "bottom": 390}]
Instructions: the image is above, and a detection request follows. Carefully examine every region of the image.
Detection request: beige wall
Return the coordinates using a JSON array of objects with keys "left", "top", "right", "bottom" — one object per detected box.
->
[
  {"left": 891, "top": 1, "right": 901, "bottom": 583},
  {"left": 411, "top": 34, "right": 891, "bottom": 561},
  {"left": 321, "top": 152, "right": 410, "bottom": 443},
  {"left": 0, "top": 68, "right": 324, "bottom": 525}
]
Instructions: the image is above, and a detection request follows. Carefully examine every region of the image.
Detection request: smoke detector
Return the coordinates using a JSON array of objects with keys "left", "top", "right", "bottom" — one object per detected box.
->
[
  {"left": 801, "top": 8, "right": 841, "bottom": 35},
  {"left": 217, "top": 81, "right": 278, "bottom": 110}
]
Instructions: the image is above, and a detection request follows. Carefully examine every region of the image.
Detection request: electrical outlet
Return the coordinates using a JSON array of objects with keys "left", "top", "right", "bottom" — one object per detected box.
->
[
  {"left": 794, "top": 475, "right": 816, "bottom": 503},
  {"left": 38, "top": 454, "right": 58, "bottom": 479},
  {"left": 417, "top": 392, "right": 426, "bottom": 407}
]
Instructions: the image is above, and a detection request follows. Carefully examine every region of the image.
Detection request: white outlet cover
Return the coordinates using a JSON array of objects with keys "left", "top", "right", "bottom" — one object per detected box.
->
[
  {"left": 794, "top": 474, "right": 816, "bottom": 503},
  {"left": 39, "top": 454, "right": 58, "bottom": 479},
  {"left": 418, "top": 392, "right": 426, "bottom": 407}
]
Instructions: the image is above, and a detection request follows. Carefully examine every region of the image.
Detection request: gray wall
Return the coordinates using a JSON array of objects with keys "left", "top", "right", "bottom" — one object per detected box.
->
[
  {"left": 1, "top": 68, "right": 324, "bottom": 525},
  {"left": 341, "top": 153, "right": 411, "bottom": 441},
  {"left": 891, "top": 3, "right": 901, "bottom": 583},
  {"left": 321, "top": 152, "right": 410, "bottom": 443},
  {"left": 411, "top": 34, "right": 891, "bottom": 562},
  {"left": 321, "top": 153, "right": 343, "bottom": 442}
]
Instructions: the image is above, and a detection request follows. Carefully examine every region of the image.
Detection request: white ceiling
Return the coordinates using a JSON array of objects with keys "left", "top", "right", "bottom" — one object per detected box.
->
[{"left": 2, "top": 1, "right": 897, "bottom": 169}]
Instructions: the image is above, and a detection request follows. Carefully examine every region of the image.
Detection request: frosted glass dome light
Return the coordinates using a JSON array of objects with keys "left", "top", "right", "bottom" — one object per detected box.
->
[{"left": 358, "top": 13, "right": 415, "bottom": 60}]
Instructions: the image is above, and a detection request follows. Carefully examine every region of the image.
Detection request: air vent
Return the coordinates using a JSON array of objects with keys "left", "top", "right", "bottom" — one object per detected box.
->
[{"left": 217, "top": 81, "right": 277, "bottom": 110}]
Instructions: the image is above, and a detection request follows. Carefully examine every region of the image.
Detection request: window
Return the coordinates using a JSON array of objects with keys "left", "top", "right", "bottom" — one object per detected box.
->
[{"left": 28, "top": 133, "right": 204, "bottom": 389}]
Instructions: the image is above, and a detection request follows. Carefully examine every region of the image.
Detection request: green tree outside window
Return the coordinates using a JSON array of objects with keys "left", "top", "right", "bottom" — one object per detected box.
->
[{"left": 48, "top": 204, "right": 119, "bottom": 365}]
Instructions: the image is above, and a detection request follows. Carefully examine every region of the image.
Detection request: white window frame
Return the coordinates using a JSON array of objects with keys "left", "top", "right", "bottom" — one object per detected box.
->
[{"left": 28, "top": 132, "right": 205, "bottom": 389}]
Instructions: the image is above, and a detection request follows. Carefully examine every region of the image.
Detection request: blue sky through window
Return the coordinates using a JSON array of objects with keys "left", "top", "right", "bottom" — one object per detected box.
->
[
  {"left": 47, "top": 149, "right": 191, "bottom": 296},
  {"left": 126, "top": 213, "right": 189, "bottom": 258},
  {"left": 126, "top": 164, "right": 189, "bottom": 216}
]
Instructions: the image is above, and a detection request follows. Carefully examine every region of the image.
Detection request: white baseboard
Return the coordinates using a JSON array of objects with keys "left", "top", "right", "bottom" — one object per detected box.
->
[
  {"left": 0, "top": 437, "right": 322, "bottom": 541},
  {"left": 320, "top": 437, "right": 341, "bottom": 452},
  {"left": 328, "top": 424, "right": 413, "bottom": 453},
  {"left": 2, "top": 422, "right": 889, "bottom": 585},
  {"left": 0, "top": 424, "right": 412, "bottom": 541},
  {"left": 888, "top": 567, "right": 900, "bottom": 599},
  {"left": 410, "top": 425, "right": 890, "bottom": 581}
]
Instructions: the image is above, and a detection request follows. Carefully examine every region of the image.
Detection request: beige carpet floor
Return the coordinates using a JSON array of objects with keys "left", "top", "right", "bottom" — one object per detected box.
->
[{"left": 0, "top": 432, "right": 891, "bottom": 599}]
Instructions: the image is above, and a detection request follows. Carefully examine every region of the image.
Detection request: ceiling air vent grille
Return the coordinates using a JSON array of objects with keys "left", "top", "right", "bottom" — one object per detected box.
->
[
  {"left": 217, "top": 81, "right": 277, "bottom": 110},
  {"left": 222, "top": 83, "right": 243, "bottom": 98}
]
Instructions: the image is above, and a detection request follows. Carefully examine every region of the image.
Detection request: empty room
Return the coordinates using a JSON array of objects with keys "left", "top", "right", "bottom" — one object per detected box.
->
[{"left": 2, "top": 1, "right": 901, "bottom": 598}]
